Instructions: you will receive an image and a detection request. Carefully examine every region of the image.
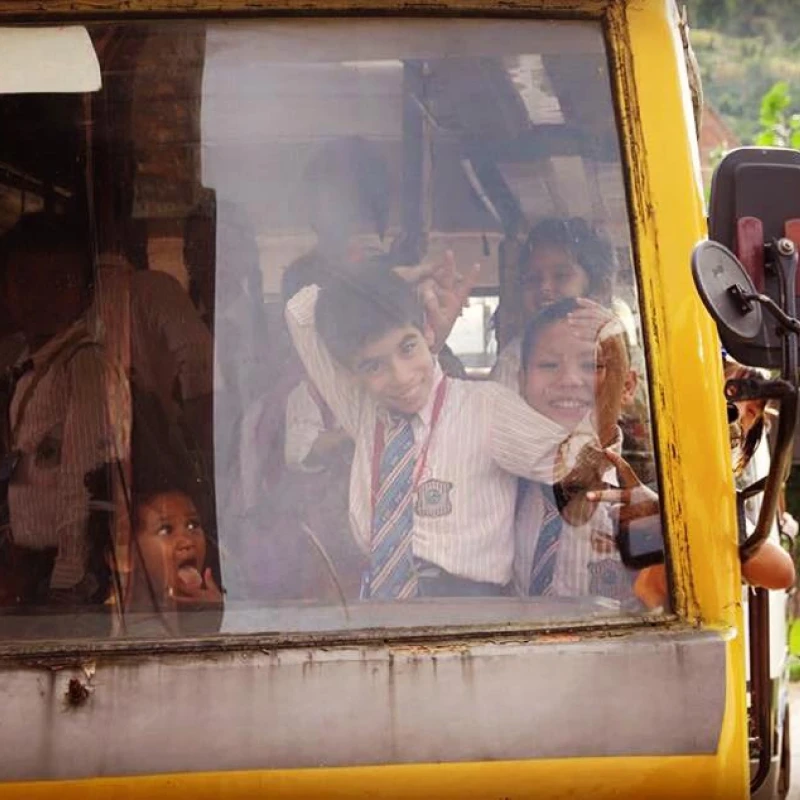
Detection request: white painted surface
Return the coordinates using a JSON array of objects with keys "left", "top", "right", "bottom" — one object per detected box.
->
[
  {"left": 0, "top": 27, "right": 101, "bottom": 94},
  {"left": 0, "top": 629, "right": 725, "bottom": 782}
]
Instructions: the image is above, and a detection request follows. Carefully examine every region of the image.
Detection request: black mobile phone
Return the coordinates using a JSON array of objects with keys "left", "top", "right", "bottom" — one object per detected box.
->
[{"left": 616, "top": 514, "right": 665, "bottom": 569}]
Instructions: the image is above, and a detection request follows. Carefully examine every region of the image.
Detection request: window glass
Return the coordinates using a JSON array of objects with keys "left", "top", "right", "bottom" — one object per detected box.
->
[{"left": 0, "top": 17, "right": 666, "bottom": 640}]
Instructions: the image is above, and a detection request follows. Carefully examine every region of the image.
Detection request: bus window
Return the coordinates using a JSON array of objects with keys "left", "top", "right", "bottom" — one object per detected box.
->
[{"left": 0, "top": 16, "right": 666, "bottom": 641}]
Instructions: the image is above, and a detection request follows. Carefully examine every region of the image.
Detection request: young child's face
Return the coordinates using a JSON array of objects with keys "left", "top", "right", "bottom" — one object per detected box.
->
[
  {"left": 136, "top": 492, "right": 208, "bottom": 599},
  {"left": 348, "top": 323, "right": 436, "bottom": 415},
  {"left": 522, "top": 319, "right": 635, "bottom": 442},
  {"left": 521, "top": 245, "right": 590, "bottom": 315},
  {"left": 736, "top": 398, "right": 765, "bottom": 437}
]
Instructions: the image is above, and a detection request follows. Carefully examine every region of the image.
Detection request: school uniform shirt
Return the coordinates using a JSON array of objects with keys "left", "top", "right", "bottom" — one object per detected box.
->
[
  {"left": 91, "top": 257, "right": 213, "bottom": 425},
  {"left": 8, "top": 320, "right": 116, "bottom": 590},
  {"left": 285, "top": 380, "right": 327, "bottom": 473},
  {"left": 513, "top": 425, "right": 635, "bottom": 601},
  {"left": 286, "top": 285, "right": 582, "bottom": 586},
  {"left": 489, "top": 335, "right": 522, "bottom": 391}
]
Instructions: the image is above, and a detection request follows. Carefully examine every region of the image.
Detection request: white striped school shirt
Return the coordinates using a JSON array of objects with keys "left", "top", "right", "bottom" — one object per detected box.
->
[
  {"left": 92, "top": 259, "right": 213, "bottom": 424},
  {"left": 512, "top": 427, "right": 636, "bottom": 600},
  {"left": 286, "top": 285, "right": 574, "bottom": 586},
  {"left": 284, "top": 380, "right": 328, "bottom": 473},
  {"left": 9, "top": 320, "right": 115, "bottom": 590}
]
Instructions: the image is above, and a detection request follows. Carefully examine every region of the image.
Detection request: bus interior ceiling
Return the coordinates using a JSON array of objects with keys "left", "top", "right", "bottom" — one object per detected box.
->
[{"left": 0, "top": 21, "right": 634, "bottom": 325}]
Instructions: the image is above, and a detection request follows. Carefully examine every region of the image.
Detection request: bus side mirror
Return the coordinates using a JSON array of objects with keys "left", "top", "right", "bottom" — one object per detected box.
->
[
  {"left": 692, "top": 240, "right": 764, "bottom": 342},
  {"left": 707, "top": 147, "right": 800, "bottom": 368}
]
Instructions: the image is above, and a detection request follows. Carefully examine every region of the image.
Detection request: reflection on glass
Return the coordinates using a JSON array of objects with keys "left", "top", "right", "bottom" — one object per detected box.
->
[{"left": 0, "top": 17, "right": 666, "bottom": 640}]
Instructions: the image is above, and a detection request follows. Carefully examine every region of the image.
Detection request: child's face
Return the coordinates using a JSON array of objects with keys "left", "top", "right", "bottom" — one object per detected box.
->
[
  {"left": 736, "top": 398, "right": 765, "bottom": 436},
  {"left": 522, "top": 319, "right": 635, "bottom": 441},
  {"left": 348, "top": 323, "right": 436, "bottom": 415},
  {"left": 136, "top": 492, "right": 208, "bottom": 599},
  {"left": 521, "top": 244, "right": 590, "bottom": 315}
]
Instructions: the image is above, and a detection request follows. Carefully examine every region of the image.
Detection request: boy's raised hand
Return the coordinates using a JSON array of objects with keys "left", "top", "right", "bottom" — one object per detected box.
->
[
  {"left": 394, "top": 250, "right": 480, "bottom": 352},
  {"left": 587, "top": 450, "right": 666, "bottom": 609},
  {"left": 586, "top": 449, "right": 659, "bottom": 522},
  {"left": 555, "top": 441, "right": 610, "bottom": 525},
  {"left": 567, "top": 298, "right": 624, "bottom": 344}
]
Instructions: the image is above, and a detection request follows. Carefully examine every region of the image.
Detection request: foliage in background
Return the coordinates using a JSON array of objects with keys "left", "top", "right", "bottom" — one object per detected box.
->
[
  {"left": 684, "top": 1, "right": 800, "bottom": 145},
  {"left": 755, "top": 82, "right": 800, "bottom": 148},
  {"left": 685, "top": 0, "right": 800, "bottom": 42}
]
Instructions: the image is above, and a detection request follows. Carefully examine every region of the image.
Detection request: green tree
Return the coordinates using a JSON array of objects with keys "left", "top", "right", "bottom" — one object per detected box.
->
[{"left": 755, "top": 81, "right": 800, "bottom": 148}]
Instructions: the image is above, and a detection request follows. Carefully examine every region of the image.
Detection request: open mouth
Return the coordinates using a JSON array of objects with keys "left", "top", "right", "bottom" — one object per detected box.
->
[{"left": 175, "top": 555, "right": 203, "bottom": 591}]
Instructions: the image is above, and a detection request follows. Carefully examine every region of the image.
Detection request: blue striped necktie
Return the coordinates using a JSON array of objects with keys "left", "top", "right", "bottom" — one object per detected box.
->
[
  {"left": 369, "top": 417, "right": 419, "bottom": 599},
  {"left": 529, "top": 485, "right": 563, "bottom": 596}
]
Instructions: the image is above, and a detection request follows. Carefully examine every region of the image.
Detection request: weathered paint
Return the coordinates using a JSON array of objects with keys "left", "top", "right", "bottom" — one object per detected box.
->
[
  {"left": 0, "top": 628, "right": 725, "bottom": 782},
  {"left": 611, "top": 0, "right": 741, "bottom": 630},
  {"left": 608, "top": 3, "right": 748, "bottom": 794},
  {"left": 0, "top": 0, "right": 609, "bottom": 19}
]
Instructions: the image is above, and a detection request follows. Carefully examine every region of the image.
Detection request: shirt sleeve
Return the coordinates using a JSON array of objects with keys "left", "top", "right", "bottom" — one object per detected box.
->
[
  {"left": 50, "top": 346, "right": 113, "bottom": 590},
  {"left": 489, "top": 338, "right": 522, "bottom": 391},
  {"left": 284, "top": 285, "right": 363, "bottom": 439},
  {"left": 136, "top": 271, "right": 213, "bottom": 402},
  {"left": 285, "top": 382, "right": 326, "bottom": 472},
  {"left": 486, "top": 382, "right": 570, "bottom": 483}
]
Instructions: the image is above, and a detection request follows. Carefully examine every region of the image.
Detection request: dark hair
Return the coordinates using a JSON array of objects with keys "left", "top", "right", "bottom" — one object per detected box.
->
[
  {"left": 0, "top": 212, "right": 93, "bottom": 289},
  {"left": 725, "top": 361, "right": 769, "bottom": 474},
  {"left": 132, "top": 488, "right": 198, "bottom": 533},
  {"left": 316, "top": 265, "right": 425, "bottom": 366},
  {"left": 520, "top": 298, "right": 581, "bottom": 373},
  {"left": 519, "top": 217, "right": 616, "bottom": 302}
]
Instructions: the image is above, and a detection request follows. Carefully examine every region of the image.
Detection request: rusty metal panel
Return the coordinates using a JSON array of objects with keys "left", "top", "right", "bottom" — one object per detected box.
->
[{"left": 0, "top": 627, "right": 725, "bottom": 781}]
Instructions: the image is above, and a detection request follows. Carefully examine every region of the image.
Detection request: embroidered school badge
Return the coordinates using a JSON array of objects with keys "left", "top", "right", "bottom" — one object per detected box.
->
[
  {"left": 588, "top": 559, "right": 635, "bottom": 601},
  {"left": 415, "top": 479, "right": 453, "bottom": 517}
]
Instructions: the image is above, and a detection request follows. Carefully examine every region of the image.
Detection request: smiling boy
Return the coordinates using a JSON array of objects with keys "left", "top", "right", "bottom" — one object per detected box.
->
[
  {"left": 514, "top": 298, "right": 640, "bottom": 601},
  {"left": 286, "top": 263, "right": 583, "bottom": 599}
]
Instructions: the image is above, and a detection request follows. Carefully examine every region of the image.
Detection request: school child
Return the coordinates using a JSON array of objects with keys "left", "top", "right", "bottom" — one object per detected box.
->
[
  {"left": 513, "top": 298, "right": 641, "bottom": 602},
  {"left": 128, "top": 489, "right": 223, "bottom": 633},
  {"left": 491, "top": 217, "right": 619, "bottom": 390},
  {"left": 285, "top": 263, "right": 592, "bottom": 599}
]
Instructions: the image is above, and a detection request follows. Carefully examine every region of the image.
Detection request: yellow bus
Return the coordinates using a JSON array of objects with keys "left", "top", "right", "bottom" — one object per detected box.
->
[{"left": 0, "top": 1, "right": 794, "bottom": 797}]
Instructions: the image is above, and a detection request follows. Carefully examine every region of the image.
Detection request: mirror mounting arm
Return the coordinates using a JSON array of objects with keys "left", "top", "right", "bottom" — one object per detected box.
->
[
  {"left": 691, "top": 236, "right": 800, "bottom": 563},
  {"left": 741, "top": 240, "right": 799, "bottom": 563},
  {"left": 740, "top": 384, "right": 798, "bottom": 562},
  {"left": 738, "top": 290, "right": 800, "bottom": 334}
]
